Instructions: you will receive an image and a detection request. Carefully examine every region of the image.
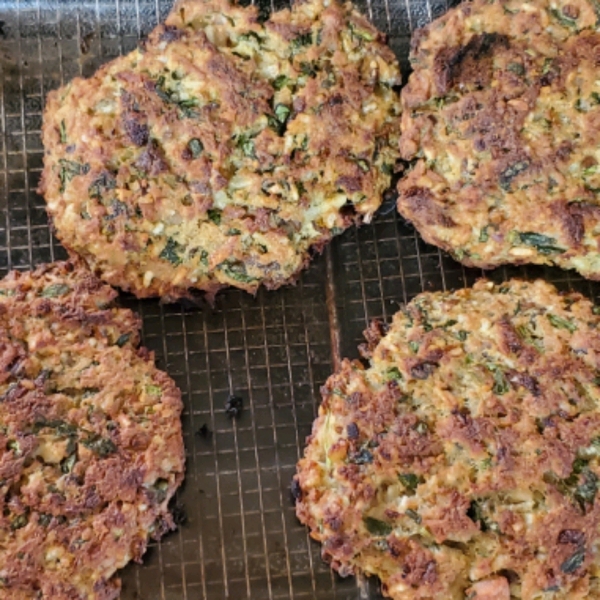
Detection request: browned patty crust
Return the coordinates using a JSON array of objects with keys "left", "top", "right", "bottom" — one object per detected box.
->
[
  {"left": 40, "top": 0, "right": 401, "bottom": 300},
  {"left": 295, "top": 279, "right": 600, "bottom": 599},
  {"left": 398, "top": 0, "right": 600, "bottom": 279},
  {"left": 0, "top": 261, "right": 184, "bottom": 600}
]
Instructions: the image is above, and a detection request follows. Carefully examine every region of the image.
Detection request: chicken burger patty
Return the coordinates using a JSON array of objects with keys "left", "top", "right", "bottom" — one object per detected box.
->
[{"left": 296, "top": 279, "right": 600, "bottom": 599}]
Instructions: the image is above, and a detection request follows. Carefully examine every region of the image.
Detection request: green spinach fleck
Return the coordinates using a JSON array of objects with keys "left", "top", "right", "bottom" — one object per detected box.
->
[
  {"left": 238, "top": 31, "right": 263, "bottom": 44},
  {"left": 154, "top": 76, "right": 199, "bottom": 117},
  {"left": 82, "top": 435, "right": 117, "bottom": 458},
  {"left": 38, "top": 513, "right": 52, "bottom": 527},
  {"left": 237, "top": 133, "right": 257, "bottom": 158},
  {"left": 296, "top": 181, "right": 307, "bottom": 196},
  {"left": 516, "top": 232, "right": 565, "bottom": 255},
  {"left": 7, "top": 439, "right": 20, "bottom": 455},
  {"left": 60, "top": 453, "right": 77, "bottom": 474},
  {"left": 488, "top": 365, "right": 509, "bottom": 395},
  {"left": 499, "top": 160, "right": 529, "bottom": 191},
  {"left": 33, "top": 419, "right": 77, "bottom": 436},
  {"left": 575, "top": 470, "right": 598, "bottom": 508},
  {"left": 207, "top": 209, "right": 222, "bottom": 225},
  {"left": 398, "top": 473, "right": 420, "bottom": 492},
  {"left": 272, "top": 75, "right": 289, "bottom": 90},
  {"left": 507, "top": 62, "right": 525, "bottom": 76},
  {"left": 414, "top": 304, "right": 432, "bottom": 332},
  {"left": 41, "top": 283, "right": 71, "bottom": 298},
  {"left": 349, "top": 447, "right": 373, "bottom": 465},
  {"left": 405, "top": 509, "right": 421, "bottom": 523},
  {"left": 550, "top": 7, "right": 578, "bottom": 28},
  {"left": 547, "top": 314, "right": 577, "bottom": 333},
  {"left": 159, "top": 238, "right": 184, "bottom": 266},
  {"left": 349, "top": 22, "right": 375, "bottom": 41},
  {"left": 542, "top": 57, "right": 555, "bottom": 75},
  {"left": 363, "top": 516, "right": 392, "bottom": 536},
  {"left": 268, "top": 104, "right": 291, "bottom": 135},
  {"left": 386, "top": 367, "right": 403, "bottom": 381},
  {"left": 59, "top": 120, "right": 67, "bottom": 144},
  {"left": 115, "top": 333, "right": 131, "bottom": 347},
  {"left": 187, "top": 138, "right": 204, "bottom": 158},
  {"left": 88, "top": 172, "right": 116, "bottom": 200},
  {"left": 58, "top": 159, "right": 90, "bottom": 193},
  {"left": 545, "top": 457, "right": 599, "bottom": 512},
  {"left": 11, "top": 513, "right": 28, "bottom": 530},
  {"left": 218, "top": 261, "right": 257, "bottom": 284},
  {"left": 289, "top": 32, "right": 313, "bottom": 54},
  {"left": 353, "top": 157, "right": 370, "bottom": 173},
  {"left": 275, "top": 104, "right": 291, "bottom": 124},
  {"left": 299, "top": 61, "right": 317, "bottom": 78},
  {"left": 561, "top": 549, "right": 585, "bottom": 574}
]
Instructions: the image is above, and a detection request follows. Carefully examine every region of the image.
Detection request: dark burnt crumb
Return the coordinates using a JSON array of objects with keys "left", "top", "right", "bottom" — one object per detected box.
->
[
  {"left": 497, "top": 569, "right": 520, "bottom": 585},
  {"left": 339, "top": 200, "right": 358, "bottom": 223},
  {"left": 195, "top": 423, "right": 212, "bottom": 439},
  {"left": 410, "top": 361, "right": 438, "bottom": 380},
  {"left": 346, "top": 422, "right": 360, "bottom": 439},
  {"left": 169, "top": 499, "right": 187, "bottom": 526},
  {"left": 79, "top": 31, "right": 94, "bottom": 55},
  {"left": 558, "top": 529, "right": 585, "bottom": 546},
  {"left": 290, "top": 478, "right": 302, "bottom": 504},
  {"left": 160, "top": 25, "right": 183, "bottom": 43},
  {"left": 225, "top": 394, "right": 243, "bottom": 419},
  {"left": 256, "top": 3, "right": 270, "bottom": 23},
  {"left": 378, "top": 187, "right": 399, "bottom": 216}
]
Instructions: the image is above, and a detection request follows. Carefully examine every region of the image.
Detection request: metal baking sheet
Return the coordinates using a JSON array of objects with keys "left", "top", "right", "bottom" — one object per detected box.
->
[{"left": 1, "top": 0, "right": 600, "bottom": 598}]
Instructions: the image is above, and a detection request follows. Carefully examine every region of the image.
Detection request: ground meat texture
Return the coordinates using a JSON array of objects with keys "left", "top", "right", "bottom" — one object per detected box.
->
[
  {"left": 0, "top": 261, "right": 185, "bottom": 600},
  {"left": 398, "top": 0, "right": 600, "bottom": 281},
  {"left": 294, "top": 279, "right": 600, "bottom": 600},
  {"left": 39, "top": 0, "right": 401, "bottom": 300}
]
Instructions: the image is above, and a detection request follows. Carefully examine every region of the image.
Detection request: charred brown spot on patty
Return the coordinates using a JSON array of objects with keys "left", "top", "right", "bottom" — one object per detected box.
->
[
  {"left": 434, "top": 32, "right": 510, "bottom": 94},
  {"left": 402, "top": 186, "right": 456, "bottom": 229}
]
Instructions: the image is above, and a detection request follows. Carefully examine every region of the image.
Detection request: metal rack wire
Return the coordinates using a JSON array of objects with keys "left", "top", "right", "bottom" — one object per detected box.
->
[{"left": 2, "top": 0, "right": 600, "bottom": 597}]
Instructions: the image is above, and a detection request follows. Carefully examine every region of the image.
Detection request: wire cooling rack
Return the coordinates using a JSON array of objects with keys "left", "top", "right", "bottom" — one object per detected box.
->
[{"left": 1, "top": 0, "right": 600, "bottom": 598}]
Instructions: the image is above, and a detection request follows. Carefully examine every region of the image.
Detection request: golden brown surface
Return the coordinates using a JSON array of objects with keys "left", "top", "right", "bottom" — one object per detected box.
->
[
  {"left": 398, "top": 0, "right": 600, "bottom": 279},
  {"left": 295, "top": 279, "right": 600, "bottom": 599},
  {"left": 40, "top": 0, "right": 401, "bottom": 300},
  {"left": 0, "top": 261, "right": 184, "bottom": 599}
]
